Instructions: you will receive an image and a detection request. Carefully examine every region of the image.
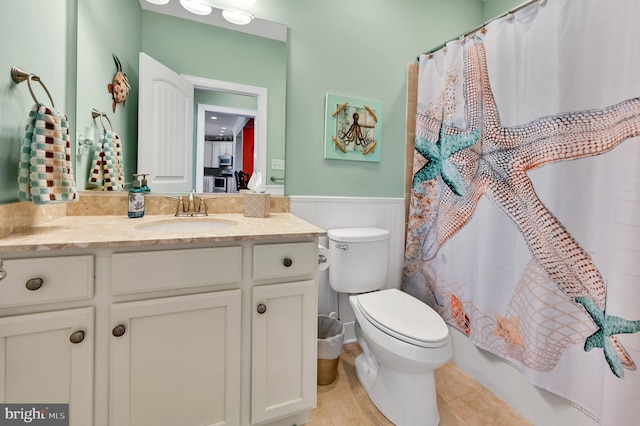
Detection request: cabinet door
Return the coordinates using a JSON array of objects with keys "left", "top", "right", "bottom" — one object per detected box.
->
[
  {"left": 110, "top": 290, "right": 241, "bottom": 426},
  {"left": 252, "top": 280, "right": 316, "bottom": 425},
  {"left": 0, "top": 307, "right": 94, "bottom": 426}
]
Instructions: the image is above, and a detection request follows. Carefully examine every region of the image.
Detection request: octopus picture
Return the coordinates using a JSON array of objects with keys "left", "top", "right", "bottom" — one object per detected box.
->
[{"left": 325, "top": 94, "right": 381, "bottom": 160}]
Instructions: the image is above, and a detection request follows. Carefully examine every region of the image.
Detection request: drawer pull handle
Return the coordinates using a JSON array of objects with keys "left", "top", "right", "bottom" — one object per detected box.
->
[
  {"left": 69, "top": 330, "right": 85, "bottom": 344},
  {"left": 283, "top": 257, "right": 293, "bottom": 267},
  {"left": 257, "top": 304, "right": 267, "bottom": 314},
  {"left": 112, "top": 325, "right": 126, "bottom": 337},
  {"left": 0, "top": 259, "right": 6, "bottom": 281},
  {"left": 25, "top": 278, "right": 44, "bottom": 291}
]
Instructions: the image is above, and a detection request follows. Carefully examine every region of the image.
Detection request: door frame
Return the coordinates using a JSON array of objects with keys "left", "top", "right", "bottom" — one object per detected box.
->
[{"left": 183, "top": 75, "right": 267, "bottom": 194}]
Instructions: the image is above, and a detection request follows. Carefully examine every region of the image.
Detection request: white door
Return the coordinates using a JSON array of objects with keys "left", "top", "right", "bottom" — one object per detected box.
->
[
  {"left": 138, "top": 52, "right": 194, "bottom": 193},
  {"left": 0, "top": 307, "right": 94, "bottom": 426},
  {"left": 109, "top": 290, "right": 241, "bottom": 426},
  {"left": 252, "top": 280, "right": 316, "bottom": 425}
]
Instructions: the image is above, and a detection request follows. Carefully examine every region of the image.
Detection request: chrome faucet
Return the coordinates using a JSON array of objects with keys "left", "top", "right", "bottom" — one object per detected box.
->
[{"left": 175, "top": 190, "right": 208, "bottom": 217}]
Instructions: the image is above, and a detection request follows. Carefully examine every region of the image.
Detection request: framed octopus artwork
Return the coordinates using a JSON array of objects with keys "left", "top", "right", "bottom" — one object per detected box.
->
[{"left": 324, "top": 93, "right": 382, "bottom": 162}]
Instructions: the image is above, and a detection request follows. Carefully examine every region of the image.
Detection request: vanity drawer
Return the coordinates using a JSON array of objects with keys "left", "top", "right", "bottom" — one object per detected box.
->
[
  {"left": 111, "top": 246, "right": 242, "bottom": 295},
  {"left": 0, "top": 255, "right": 94, "bottom": 308},
  {"left": 253, "top": 242, "right": 317, "bottom": 281}
]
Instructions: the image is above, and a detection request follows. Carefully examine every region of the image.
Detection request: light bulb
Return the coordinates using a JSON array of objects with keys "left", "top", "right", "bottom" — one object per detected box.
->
[
  {"left": 222, "top": 9, "right": 254, "bottom": 25},
  {"left": 180, "top": 0, "right": 212, "bottom": 15}
]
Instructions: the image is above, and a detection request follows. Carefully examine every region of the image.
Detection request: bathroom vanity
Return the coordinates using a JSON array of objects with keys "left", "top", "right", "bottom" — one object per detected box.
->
[{"left": 0, "top": 212, "right": 325, "bottom": 426}]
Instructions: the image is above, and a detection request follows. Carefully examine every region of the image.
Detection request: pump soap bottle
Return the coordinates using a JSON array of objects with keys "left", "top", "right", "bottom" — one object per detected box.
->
[
  {"left": 128, "top": 174, "right": 145, "bottom": 218},
  {"left": 140, "top": 174, "right": 151, "bottom": 193}
]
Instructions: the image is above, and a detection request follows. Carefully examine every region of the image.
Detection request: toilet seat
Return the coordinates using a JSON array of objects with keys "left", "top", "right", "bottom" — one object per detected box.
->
[{"left": 355, "top": 289, "right": 449, "bottom": 348}]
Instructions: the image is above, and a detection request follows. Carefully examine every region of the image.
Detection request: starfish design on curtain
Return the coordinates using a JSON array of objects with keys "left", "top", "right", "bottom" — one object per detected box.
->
[
  {"left": 575, "top": 297, "right": 640, "bottom": 378},
  {"left": 491, "top": 312, "right": 525, "bottom": 350},
  {"left": 413, "top": 38, "right": 640, "bottom": 376},
  {"left": 413, "top": 114, "right": 480, "bottom": 196}
]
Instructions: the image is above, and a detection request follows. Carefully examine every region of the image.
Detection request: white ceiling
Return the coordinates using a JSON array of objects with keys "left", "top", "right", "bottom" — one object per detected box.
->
[{"left": 204, "top": 110, "right": 252, "bottom": 141}]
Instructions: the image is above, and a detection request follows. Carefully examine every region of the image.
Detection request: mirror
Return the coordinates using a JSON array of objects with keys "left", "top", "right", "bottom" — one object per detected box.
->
[{"left": 75, "top": 0, "right": 287, "bottom": 194}]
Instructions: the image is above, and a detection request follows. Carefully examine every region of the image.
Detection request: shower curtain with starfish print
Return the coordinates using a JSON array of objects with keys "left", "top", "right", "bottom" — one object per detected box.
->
[{"left": 402, "top": 0, "right": 640, "bottom": 423}]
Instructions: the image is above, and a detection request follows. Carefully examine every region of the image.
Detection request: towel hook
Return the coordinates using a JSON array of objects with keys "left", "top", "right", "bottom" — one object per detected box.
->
[
  {"left": 11, "top": 66, "right": 56, "bottom": 108},
  {"left": 91, "top": 109, "right": 114, "bottom": 132}
]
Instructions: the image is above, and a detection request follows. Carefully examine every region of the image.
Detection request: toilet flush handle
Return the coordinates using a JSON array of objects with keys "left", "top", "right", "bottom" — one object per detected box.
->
[{"left": 335, "top": 243, "right": 349, "bottom": 251}]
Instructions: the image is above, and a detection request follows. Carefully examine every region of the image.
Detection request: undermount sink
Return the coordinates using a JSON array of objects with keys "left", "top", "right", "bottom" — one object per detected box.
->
[{"left": 136, "top": 218, "right": 237, "bottom": 233}]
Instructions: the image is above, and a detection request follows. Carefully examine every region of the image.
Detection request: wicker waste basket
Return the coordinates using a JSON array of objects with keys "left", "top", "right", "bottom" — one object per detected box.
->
[{"left": 317, "top": 312, "right": 345, "bottom": 385}]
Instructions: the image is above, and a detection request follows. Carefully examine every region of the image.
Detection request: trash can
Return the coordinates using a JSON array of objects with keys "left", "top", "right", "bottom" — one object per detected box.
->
[{"left": 317, "top": 312, "right": 345, "bottom": 385}]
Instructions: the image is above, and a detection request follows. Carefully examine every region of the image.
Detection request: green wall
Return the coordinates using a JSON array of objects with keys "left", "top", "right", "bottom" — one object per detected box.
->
[
  {"left": 194, "top": 91, "right": 257, "bottom": 113},
  {"left": 75, "top": 0, "right": 141, "bottom": 189},
  {"left": 0, "top": 0, "right": 77, "bottom": 204},
  {"left": 0, "top": 0, "right": 509, "bottom": 203},
  {"left": 483, "top": 0, "right": 526, "bottom": 21},
  {"left": 258, "top": 0, "right": 484, "bottom": 197}
]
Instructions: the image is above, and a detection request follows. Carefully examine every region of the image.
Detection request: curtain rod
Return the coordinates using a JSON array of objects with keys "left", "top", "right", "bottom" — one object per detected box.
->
[{"left": 417, "top": 0, "right": 546, "bottom": 60}]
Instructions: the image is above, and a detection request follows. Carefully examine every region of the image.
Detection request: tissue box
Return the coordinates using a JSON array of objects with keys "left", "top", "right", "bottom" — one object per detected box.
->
[{"left": 244, "top": 193, "right": 270, "bottom": 217}]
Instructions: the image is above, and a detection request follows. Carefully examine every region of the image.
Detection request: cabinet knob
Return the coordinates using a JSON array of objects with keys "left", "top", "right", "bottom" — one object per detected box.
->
[
  {"left": 69, "top": 330, "right": 85, "bottom": 344},
  {"left": 283, "top": 257, "right": 293, "bottom": 267},
  {"left": 25, "top": 278, "right": 44, "bottom": 291},
  {"left": 257, "top": 303, "right": 267, "bottom": 314},
  {"left": 0, "top": 259, "right": 6, "bottom": 281},
  {"left": 112, "top": 324, "right": 126, "bottom": 337}
]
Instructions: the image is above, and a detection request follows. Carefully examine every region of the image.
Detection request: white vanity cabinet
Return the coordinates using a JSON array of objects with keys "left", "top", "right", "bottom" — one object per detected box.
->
[
  {"left": 109, "top": 290, "right": 241, "bottom": 426},
  {"left": 0, "top": 255, "right": 95, "bottom": 426},
  {"left": 109, "top": 246, "right": 243, "bottom": 426},
  {"left": 251, "top": 242, "right": 318, "bottom": 426},
  {"left": 0, "top": 233, "right": 320, "bottom": 426}
]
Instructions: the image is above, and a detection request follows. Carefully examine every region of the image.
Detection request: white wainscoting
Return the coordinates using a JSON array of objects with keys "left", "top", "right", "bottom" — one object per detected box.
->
[{"left": 290, "top": 196, "right": 405, "bottom": 342}]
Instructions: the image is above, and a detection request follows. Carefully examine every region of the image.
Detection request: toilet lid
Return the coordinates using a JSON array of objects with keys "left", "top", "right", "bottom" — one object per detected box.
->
[{"left": 356, "top": 289, "right": 449, "bottom": 348}]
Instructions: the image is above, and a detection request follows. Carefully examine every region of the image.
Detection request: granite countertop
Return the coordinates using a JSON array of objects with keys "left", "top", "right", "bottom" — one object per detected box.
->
[{"left": 0, "top": 213, "right": 326, "bottom": 252}]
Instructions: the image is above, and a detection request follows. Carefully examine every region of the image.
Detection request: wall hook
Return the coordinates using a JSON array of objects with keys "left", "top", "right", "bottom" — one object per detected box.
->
[
  {"left": 91, "top": 109, "right": 114, "bottom": 132},
  {"left": 10, "top": 66, "right": 55, "bottom": 107}
]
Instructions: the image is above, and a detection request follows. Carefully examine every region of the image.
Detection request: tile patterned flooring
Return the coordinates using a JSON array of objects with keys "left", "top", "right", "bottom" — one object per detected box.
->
[{"left": 310, "top": 342, "right": 532, "bottom": 426}]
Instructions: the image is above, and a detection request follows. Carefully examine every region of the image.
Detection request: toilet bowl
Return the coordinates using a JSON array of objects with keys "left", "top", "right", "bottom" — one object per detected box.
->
[
  {"left": 327, "top": 227, "right": 452, "bottom": 426},
  {"left": 350, "top": 289, "right": 452, "bottom": 426}
]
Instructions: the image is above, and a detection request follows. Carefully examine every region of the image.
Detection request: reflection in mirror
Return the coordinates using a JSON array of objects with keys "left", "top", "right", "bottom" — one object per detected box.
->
[
  {"left": 75, "top": 1, "right": 287, "bottom": 195},
  {"left": 191, "top": 76, "right": 268, "bottom": 192},
  {"left": 138, "top": 53, "right": 268, "bottom": 194},
  {"left": 195, "top": 92, "right": 257, "bottom": 194},
  {"left": 191, "top": 78, "right": 267, "bottom": 194}
]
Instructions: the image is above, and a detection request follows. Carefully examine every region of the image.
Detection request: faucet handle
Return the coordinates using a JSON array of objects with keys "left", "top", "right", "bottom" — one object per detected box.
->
[
  {"left": 198, "top": 196, "right": 208, "bottom": 216},
  {"left": 175, "top": 197, "right": 185, "bottom": 216}
]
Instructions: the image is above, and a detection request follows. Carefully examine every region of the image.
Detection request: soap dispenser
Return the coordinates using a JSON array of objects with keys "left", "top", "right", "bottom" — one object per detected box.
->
[
  {"left": 128, "top": 174, "right": 145, "bottom": 218},
  {"left": 140, "top": 174, "right": 151, "bottom": 193}
]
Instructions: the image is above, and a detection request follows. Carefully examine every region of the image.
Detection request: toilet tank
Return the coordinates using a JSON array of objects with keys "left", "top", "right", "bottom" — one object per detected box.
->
[{"left": 327, "top": 227, "right": 390, "bottom": 293}]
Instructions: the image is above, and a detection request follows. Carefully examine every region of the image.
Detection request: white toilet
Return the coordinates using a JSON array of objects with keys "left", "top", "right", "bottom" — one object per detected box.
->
[{"left": 328, "top": 227, "right": 452, "bottom": 426}]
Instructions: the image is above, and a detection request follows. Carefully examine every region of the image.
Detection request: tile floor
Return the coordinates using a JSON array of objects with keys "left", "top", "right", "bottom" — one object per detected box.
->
[{"left": 310, "top": 342, "right": 532, "bottom": 426}]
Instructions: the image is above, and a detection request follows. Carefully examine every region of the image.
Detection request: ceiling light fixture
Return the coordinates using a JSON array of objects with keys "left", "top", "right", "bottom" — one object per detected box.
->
[
  {"left": 147, "top": 0, "right": 257, "bottom": 26},
  {"left": 221, "top": 9, "right": 254, "bottom": 25},
  {"left": 179, "top": 0, "right": 212, "bottom": 15}
]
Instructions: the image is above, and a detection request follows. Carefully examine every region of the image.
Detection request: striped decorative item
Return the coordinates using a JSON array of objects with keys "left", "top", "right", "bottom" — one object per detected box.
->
[
  {"left": 88, "top": 139, "right": 106, "bottom": 187},
  {"left": 88, "top": 130, "right": 124, "bottom": 191},
  {"left": 17, "top": 103, "right": 78, "bottom": 204}
]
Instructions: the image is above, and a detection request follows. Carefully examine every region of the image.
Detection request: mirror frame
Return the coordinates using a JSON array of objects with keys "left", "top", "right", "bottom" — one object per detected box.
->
[{"left": 185, "top": 75, "right": 267, "bottom": 193}]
